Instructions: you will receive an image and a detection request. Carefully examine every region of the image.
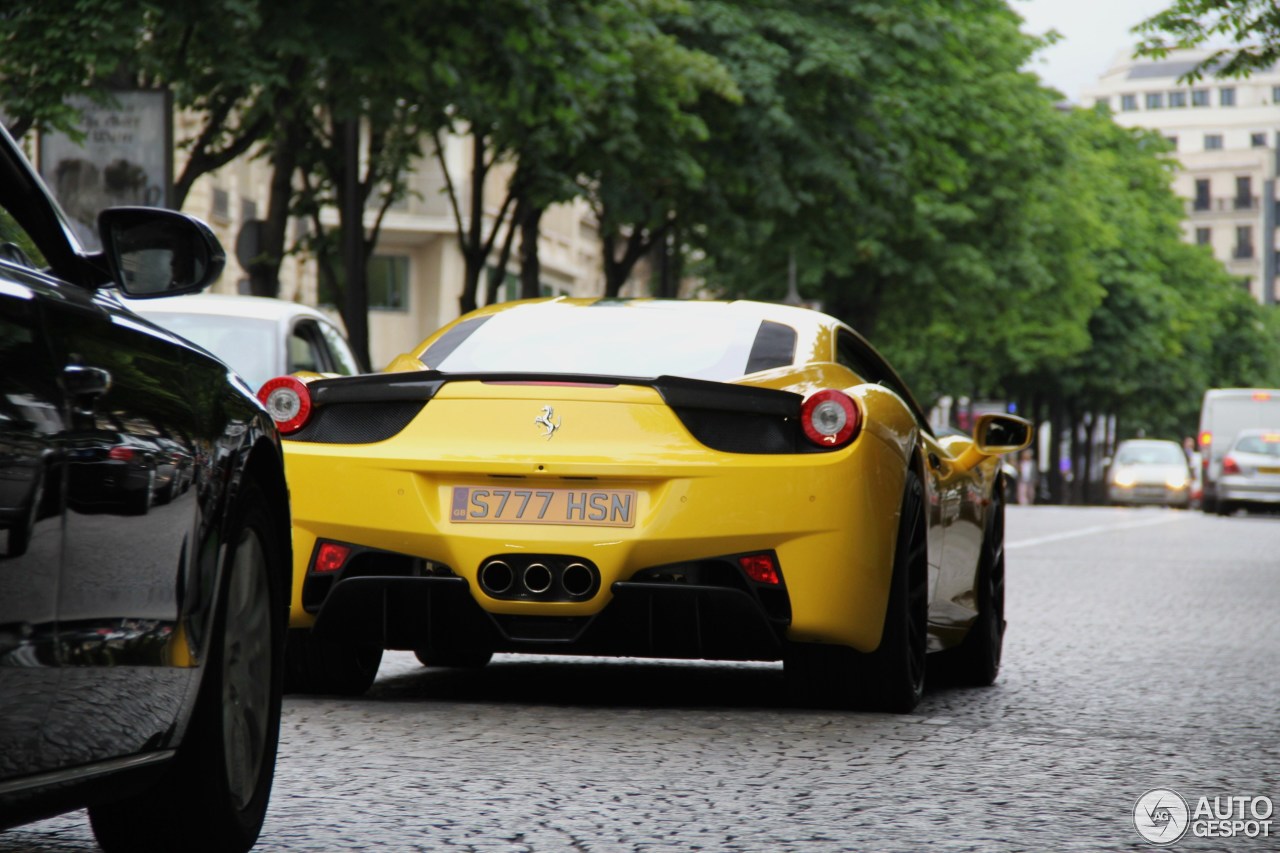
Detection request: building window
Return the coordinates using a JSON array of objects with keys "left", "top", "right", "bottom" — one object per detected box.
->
[
  {"left": 1273, "top": 85, "right": 1280, "bottom": 104},
  {"left": 241, "top": 199, "right": 258, "bottom": 222},
  {"left": 1120, "top": 94, "right": 1138, "bottom": 111},
  {"left": 1145, "top": 92, "right": 1164, "bottom": 109},
  {"left": 1195, "top": 227, "right": 1211, "bottom": 246},
  {"left": 1191, "top": 89, "right": 1210, "bottom": 107},
  {"left": 368, "top": 254, "right": 410, "bottom": 311},
  {"left": 1169, "top": 91, "right": 1188, "bottom": 108},
  {"left": 1093, "top": 96, "right": 1111, "bottom": 112},
  {"left": 1235, "top": 226, "right": 1254, "bottom": 259},
  {"left": 1235, "top": 176, "right": 1253, "bottom": 209},
  {"left": 211, "top": 188, "right": 230, "bottom": 222},
  {"left": 1252, "top": 132, "right": 1267, "bottom": 148},
  {"left": 1205, "top": 134, "right": 1224, "bottom": 150},
  {"left": 1220, "top": 87, "right": 1236, "bottom": 106},
  {"left": 1165, "top": 136, "right": 1178, "bottom": 151},
  {"left": 1194, "top": 178, "right": 1211, "bottom": 211}
]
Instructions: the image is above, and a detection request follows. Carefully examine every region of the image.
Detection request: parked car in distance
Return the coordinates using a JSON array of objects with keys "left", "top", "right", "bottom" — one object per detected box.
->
[
  {"left": 1106, "top": 439, "right": 1192, "bottom": 508},
  {"left": 1197, "top": 388, "right": 1280, "bottom": 513},
  {"left": 0, "top": 124, "right": 291, "bottom": 852},
  {"left": 127, "top": 293, "right": 361, "bottom": 392},
  {"left": 1215, "top": 428, "right": 1280, "bottom": 515}
]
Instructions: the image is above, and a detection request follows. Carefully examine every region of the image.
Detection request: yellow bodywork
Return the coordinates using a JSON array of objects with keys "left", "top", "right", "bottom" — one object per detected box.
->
[{"left": 281, "top": 298, "right": 1021, "bottom": 656}]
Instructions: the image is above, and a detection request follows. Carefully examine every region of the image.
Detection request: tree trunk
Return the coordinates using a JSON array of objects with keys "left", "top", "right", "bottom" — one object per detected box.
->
[
  {"left": 1048, "top": 395, "right": 1065, "bottom": 505},
  {"left": 520, "top": 205, "right": 543, "bottom": 299},
  {"left": 338, "top": 118, "right": 369, "bottom": 371},
  {"left": 247, "top": 123, "right": 301, "bottom": 298}
]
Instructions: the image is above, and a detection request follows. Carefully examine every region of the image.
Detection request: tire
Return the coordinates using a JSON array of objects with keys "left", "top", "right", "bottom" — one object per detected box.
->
[
  {"left": 1216, "top": 500, "right": 1233, "bottom": 517},
  {"left": 935, "top": 482, "right": 1006, "bottom": 687},
  {"left": 784, "top": 467, "right": 928, "bottom": 713},
  {"left": 90, "top": 483, "right": 285, "bottom": 853},
  {"left": 127, "top": 472, "right": 155, "bottom": 516},
  {"left": 414, "top": 648, "right": 493, "bottom": 669},
  {"left": 284, "top": 628, "right": 382, "bottom": 696}
]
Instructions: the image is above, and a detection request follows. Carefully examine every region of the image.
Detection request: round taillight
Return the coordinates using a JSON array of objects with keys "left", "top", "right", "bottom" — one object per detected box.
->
[
  {"left": 801, "top": 389, "right": 860, "bottom": 449},
  {"left": 257, "top": 376, "right": 312, "bottom": 435}
]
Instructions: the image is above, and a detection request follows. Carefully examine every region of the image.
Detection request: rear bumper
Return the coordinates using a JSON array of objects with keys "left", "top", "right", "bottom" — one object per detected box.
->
[
  {"left": 311, "top": 575, "right": 787, "bottom": 661},
  {"left": 1108, "top": 485, "right": 1190, "bottom": 506},
  {"left": 1218, "top": 479, "right": 1280, "bottom": 504}
]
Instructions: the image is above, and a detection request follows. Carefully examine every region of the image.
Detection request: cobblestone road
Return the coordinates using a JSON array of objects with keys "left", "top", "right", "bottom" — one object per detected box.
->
[{"left": 5, "top": 506, "right": 1278, "bottom": 851}]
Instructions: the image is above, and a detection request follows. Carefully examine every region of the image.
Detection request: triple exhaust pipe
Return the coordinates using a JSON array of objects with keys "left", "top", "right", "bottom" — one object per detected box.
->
[{"left": 478, "top": 556, "right": 600, "bottom": 601}]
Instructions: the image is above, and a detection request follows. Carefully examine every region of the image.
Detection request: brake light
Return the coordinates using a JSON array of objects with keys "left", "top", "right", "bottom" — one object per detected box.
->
[
  {"left": 1199, "top": 431, "right": 1211, "bottom": 449},
  {"left": 738, "top": 553, "right": 780, "bottom": 585},
  {"left": 313, "top": 542, "right": 351, "bottom": 573},
  {"left": 257, "top": 376, "right": 312, "bottom": 435},
  {"left": 1222, "top": 456, "right": 1241, "bottom": 475},
  {"left": 107, "top": 446, "right": 135, "bottom": 461},
  {"left": 800, "top": 390, "right": 860, "bottom": 449},
  {"left": 1253, "top": 392, "right": 1272, "bottom": 401}
]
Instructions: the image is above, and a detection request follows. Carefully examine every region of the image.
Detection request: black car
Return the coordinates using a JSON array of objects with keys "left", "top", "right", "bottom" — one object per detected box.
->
[{"left": 0, "top": 124, "right": 292, "bottom": 853}]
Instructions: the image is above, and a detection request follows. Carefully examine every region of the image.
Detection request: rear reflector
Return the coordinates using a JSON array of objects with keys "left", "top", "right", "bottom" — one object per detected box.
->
[
  {"left": 739, "top": 554, "right": 780, "bottom": 585},
  {"left": 314, "top": 542, "right": 351, "bottom": 573}
]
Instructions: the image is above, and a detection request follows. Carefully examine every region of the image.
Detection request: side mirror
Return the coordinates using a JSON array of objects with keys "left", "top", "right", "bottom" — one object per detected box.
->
[
  {"left": 97, "top": 207, "right": 225, "bottom": 298},
  {"left": 973, "top": 413, "right": 1033, "bottom": 454},
  {"left": 950, "top": 413, "right": 1034, "bottom": 473}
]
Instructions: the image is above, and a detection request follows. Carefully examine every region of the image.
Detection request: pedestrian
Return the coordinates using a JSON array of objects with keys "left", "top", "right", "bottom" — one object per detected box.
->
[{"left": 1017, "top": 450, "right": 1036, "bottom": 505}]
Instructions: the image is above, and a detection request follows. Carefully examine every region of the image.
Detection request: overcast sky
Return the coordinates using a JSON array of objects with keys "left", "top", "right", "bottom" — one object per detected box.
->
[{"left": 1015, "top": 0, "right": 1176, "bottom": 102}]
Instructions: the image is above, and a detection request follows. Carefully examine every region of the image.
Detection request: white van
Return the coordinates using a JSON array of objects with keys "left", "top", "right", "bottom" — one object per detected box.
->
[{"left": 1197, "top": 388, "right": 1280, "bottom": 512}]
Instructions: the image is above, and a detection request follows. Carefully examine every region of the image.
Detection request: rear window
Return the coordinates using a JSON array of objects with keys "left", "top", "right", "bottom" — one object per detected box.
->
[
  {"left": 138, "top": 312, "right": 278, "bottom": 389},
  {"left": 1233, "top": 435, "right": 1280, "bottom": 457},
  {"left": 421, "top": 304, "right": 797, "bottom": 382}
]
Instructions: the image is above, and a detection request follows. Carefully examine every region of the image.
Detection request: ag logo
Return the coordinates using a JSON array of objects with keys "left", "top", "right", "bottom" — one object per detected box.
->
[{"left": 1134, "top": 789, "right": 1190, "bottom": 845}]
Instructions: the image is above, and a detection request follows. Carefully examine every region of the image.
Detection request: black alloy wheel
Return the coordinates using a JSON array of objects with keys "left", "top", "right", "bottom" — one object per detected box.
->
[
  {"left": 784, "top": 466, "right": 929, "bottom": 713},
  {"left": 89, "top": 483, "right": 286, "bottom": 853}
]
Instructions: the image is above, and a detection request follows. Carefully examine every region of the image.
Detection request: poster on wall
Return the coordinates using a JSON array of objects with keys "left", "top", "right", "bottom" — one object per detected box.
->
[{"left": 38, "top": 90, "right": 173, "bottom": 252}]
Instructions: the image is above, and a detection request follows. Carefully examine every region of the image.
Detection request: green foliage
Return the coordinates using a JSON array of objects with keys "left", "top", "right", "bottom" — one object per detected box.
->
[
  {"left": 1135, "top": 0, "right": 1280, "bottom": 79},
  {"left": 5, "top": 0, "right": 1277, "bottom": 440}
]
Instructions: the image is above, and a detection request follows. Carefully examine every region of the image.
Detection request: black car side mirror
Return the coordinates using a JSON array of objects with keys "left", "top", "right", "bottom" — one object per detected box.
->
[{"left": 97, "top": 206, "right": 226, "bottom": 298}]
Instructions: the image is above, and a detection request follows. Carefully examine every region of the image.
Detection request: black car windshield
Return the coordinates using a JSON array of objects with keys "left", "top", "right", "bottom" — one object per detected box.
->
[
  {"left": 140, "top": 313, "right": 278, "bottom": 390},
  {"left": 422, "top": 303, "right": 797, "bottom": 382}
]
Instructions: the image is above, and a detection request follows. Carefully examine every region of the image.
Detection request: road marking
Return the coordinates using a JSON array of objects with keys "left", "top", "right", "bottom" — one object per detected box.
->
[{"left": 1006, "top": 513, "right": 1184, "bottom": 550}]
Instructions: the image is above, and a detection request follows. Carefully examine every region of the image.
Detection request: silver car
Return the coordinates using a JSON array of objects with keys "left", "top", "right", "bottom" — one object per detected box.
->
[
  {"left": 1107, "top": 439, "right": 1192, "bottom": 508},
  {"left": 1216, "top": 428, "right": 1280, "bottom": 515},
  {"left": 127, "top": 293, "right": 361, "bottom": 391}
]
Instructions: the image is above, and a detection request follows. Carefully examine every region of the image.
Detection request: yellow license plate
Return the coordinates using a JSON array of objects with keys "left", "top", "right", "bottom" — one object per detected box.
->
[
  {"left": 1259, "top": 466, "right": 1280, "bottom": 475},
  {"left": 450, "top": 486, "right": 637, "bottom": 527}
]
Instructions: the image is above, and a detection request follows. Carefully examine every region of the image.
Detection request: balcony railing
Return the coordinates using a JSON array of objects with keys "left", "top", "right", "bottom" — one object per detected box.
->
[{"left": 1189, "top": 195, "right": 1261, "bottom": 214}]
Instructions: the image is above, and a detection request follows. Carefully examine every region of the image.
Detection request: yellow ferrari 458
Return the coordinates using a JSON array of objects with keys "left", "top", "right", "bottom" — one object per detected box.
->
[{"left": 260, "top": 298, "right": 1030, "bottom": 712}]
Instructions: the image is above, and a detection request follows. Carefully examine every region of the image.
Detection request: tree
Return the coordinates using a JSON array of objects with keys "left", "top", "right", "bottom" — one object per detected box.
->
[{"left": 1135, "top": 0, "right": 1280, "bottom": 78}]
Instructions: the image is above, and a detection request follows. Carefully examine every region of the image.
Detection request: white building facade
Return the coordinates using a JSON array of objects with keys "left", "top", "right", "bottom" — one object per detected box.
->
[
  {"left": 184, "top": 125, "right": 627, "bottom": 370},
  {"left": 1082, "top": 49, "right": 1280, "bottom": 306}
]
